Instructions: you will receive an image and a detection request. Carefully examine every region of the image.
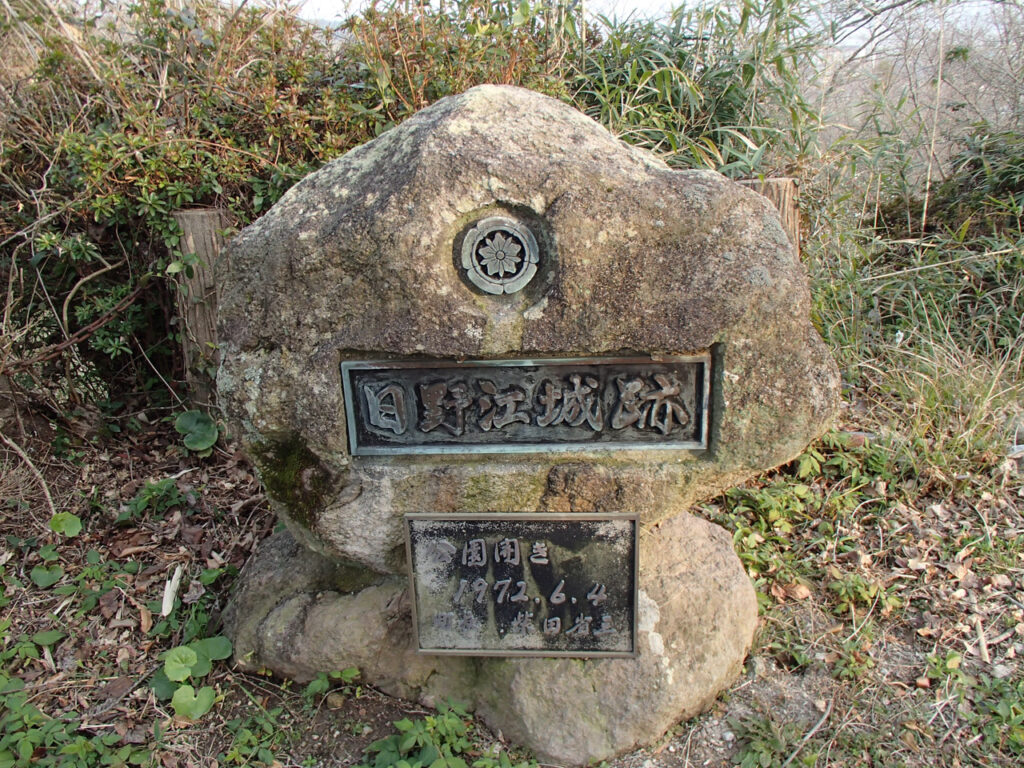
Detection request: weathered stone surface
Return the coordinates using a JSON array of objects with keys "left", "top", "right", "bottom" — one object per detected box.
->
[
  {"left": 218, "top": 84, "right": 839, "bottom": 570},
  {"left": 223, "top": 529, "right": 477, "bottom": 703},
  {"left": 225, "top": 512, "right": 757, "bottom": 765}
]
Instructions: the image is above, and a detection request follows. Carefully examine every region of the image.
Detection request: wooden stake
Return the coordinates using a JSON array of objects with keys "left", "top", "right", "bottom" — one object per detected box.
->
[
  {"left": 737, "top": 177, "right": 800, "bottom": 258},
  {"left": 171, "top": 208, "right": 232, "bottom": 411}
]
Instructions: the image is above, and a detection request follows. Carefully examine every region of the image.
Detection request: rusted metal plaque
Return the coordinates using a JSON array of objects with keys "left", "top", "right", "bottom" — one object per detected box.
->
[
  {"left": 341, "top": 355, "right": 709, "bottom": 455},
  {"left": 405, "top": 514, "right": 637, "bottom": 657}
]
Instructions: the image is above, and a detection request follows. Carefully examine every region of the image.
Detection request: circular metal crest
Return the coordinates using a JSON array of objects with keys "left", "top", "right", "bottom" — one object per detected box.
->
[{"left": 460, "top": 216, "right": 539, "bottom": 295}]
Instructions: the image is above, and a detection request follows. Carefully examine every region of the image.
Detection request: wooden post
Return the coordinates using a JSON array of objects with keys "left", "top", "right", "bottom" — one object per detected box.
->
[
  {"left": 737, "top": 177, "right": 800, "bottom": 258},
  {"left": 171, "top": 208, "right": 231, "bottom": 411}
]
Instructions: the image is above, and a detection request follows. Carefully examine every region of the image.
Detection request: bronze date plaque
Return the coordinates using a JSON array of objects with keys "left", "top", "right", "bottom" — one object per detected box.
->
[
  {"left": 341, "top": 355, "right": 709, "bottom": 455},
  {"left": 405, "top": 513, "right": 637, "bottom": 657}
]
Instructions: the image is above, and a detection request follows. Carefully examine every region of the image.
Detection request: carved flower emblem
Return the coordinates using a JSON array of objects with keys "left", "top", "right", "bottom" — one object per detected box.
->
[
  {"left": 478, "top": 232, "right": 523, "bottom": 277},
  {"left": 460, "top": 216, "right": 539, "bottom": 295}
]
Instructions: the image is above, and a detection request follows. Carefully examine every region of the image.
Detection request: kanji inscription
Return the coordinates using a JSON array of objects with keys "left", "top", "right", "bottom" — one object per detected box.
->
[
  {"left": 341, "top": 356, "right": 709, "bottom": 455},
  {"left": 405, "top": 514, "right": 637, "bottom": 656}
]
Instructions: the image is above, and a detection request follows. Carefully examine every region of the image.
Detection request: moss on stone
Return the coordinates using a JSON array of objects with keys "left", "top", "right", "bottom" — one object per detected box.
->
[
  {"left": 327, "top": 560, "right": 383, "bottom": 594},
  {"left": 250, "top": 432, "right": 335, "bottom": 531},
  {"left": 461, "top": 472, "right": 499, "bottom": 510},
  {"left": 461, "top": 471, "right": 546, "bottom": 512}
]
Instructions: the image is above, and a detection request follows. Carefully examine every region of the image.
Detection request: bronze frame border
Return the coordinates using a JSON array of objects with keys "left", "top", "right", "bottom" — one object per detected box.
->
[{"left": 341, "top": 354, "right": 710, "bottom": 456}]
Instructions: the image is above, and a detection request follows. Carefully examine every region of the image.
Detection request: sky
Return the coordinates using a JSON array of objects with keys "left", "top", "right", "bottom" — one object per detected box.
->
[{"left": 296, "top": 0, "right": 681, "bottom": 23}]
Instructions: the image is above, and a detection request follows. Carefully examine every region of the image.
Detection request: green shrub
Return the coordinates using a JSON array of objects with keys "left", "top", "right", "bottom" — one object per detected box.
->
[{"left": 0, "top": 0, "right": 585, "bottom": 420}]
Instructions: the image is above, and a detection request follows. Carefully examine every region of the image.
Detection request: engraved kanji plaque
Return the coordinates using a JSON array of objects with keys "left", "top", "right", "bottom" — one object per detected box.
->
[
  {"left": 341, "top": 355, "right": 710, "bottom": 455},
  {"left": 406, "top": 513, "right": 637, "bottom": 656}
]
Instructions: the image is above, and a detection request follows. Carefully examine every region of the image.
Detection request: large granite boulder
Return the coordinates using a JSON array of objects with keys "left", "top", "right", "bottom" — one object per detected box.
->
[{"left": 218, "top": 85, "right": 839, "bottom": 571}]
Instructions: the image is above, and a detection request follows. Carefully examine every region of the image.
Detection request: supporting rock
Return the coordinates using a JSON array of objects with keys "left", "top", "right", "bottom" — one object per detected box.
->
[{"left": 225, "top": 511, "right": 757, "bottom": 766}]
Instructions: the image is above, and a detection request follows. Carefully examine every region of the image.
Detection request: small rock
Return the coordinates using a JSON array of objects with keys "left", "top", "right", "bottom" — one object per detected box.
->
[{"left": 751, "top": 656, "right": 770, "bottom": 679}]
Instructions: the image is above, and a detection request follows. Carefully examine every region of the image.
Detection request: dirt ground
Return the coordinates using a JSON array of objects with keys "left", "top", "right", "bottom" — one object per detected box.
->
[{"left": 2, "top": 413, "right": 1021, "bottom": 767}]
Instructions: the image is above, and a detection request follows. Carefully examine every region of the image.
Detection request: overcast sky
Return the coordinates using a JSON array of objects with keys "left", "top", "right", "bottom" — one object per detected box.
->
[{"left": 297, "top": 0, "right": 681, "bottom": 23}]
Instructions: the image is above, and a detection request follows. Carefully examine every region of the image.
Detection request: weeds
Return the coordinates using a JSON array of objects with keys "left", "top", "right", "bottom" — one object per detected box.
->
[
  {"left": 302, "top": 667, "right": 361, "bottom": 711},
  {"left": 117, "top": 477, "right": 187, "bottom": 524},
  {"left": 731, "top": 709, "right": 820, "bottom": 768},
  {"left": 355, "top": 699, "right": 534, "bottom": 768},
  {"left": 0, "top": 606, "right": 160, "bottom": 768}
]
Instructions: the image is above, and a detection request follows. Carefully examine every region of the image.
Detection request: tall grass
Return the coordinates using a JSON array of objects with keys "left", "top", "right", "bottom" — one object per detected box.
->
[
  {"left": 785, "top": 0, "right": 1024, "bottom": 487},
  {"left": 573, "top": 0, "right": 819, "bottom": 175},
  {"left": 806, "top": 128, "right": 1023, "bottom": 487},
  {"left": 810, "top": 222, "right": 1024, "bottom": 484}
]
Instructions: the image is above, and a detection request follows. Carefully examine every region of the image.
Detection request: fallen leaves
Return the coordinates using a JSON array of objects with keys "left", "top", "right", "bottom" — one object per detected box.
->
[{"left": 770, "top": 581, "right": 813, "bottom": 602}]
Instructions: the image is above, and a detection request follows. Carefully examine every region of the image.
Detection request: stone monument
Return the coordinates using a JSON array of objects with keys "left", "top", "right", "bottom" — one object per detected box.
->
[{"left": 219, "top": 85, "right": 839, "bottom": 765}]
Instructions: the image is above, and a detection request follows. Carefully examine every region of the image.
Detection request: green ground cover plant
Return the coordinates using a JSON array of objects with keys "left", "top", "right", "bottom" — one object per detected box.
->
[{"left": 1, "top": 0, "right": 1022, "bottom": 766}]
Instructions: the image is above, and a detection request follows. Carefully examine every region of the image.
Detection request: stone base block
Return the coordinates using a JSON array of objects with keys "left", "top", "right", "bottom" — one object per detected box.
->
[{"left": 224, "top": 512, "right": 757, "bottom": 765}]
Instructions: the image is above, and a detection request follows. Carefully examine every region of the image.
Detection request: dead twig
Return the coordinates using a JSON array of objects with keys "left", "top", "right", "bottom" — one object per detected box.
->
[
  {"left": 780, "top": 699, "right": 833, "bottom": 768},
  {"left": 0, "top": 429, "right": 58, "bottom": 521},
  {"left": 972, "top": 615, "right": 990, "bottom": 664},
  {"left": 1, "top": 277, "right": 149, "bottom": 375}
]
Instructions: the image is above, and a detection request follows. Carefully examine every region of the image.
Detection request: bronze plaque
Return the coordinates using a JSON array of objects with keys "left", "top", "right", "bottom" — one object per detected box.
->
[
  {"left": 405, "top": 514, "right": 637, "bottom": 656},
  {"left": 341, "top": 355, "right": 709, "bottom": 455}
]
